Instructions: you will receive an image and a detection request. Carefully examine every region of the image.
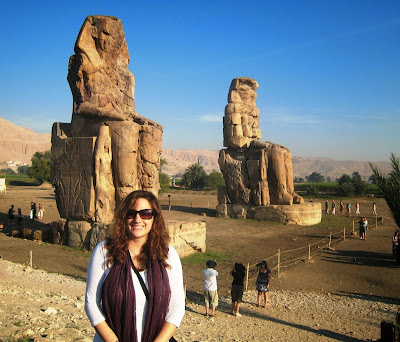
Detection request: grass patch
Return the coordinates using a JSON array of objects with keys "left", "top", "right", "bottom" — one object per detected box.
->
[
  {"left": 181, "top": 249, "right": 234, "bottom": 266},
  {"left": 65, "top": 322, "right": 80, "bottom": 330},
  {"left": 61, "top": 245, "right": 91, "bottom": 257}
]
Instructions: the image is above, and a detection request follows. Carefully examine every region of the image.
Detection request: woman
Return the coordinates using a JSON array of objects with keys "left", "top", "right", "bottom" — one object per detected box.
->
[
  {"left": 392, "top": 230, "right": 399, "bottom": 259},
  {"left": 256, "top": 260, "right": 271, "bottom": 308},
  {"left": 85, "top": 190, "right": 185, "bottom": 342},
  {"left": 231, "top": 262, "right": 246, "bottom": 317}
]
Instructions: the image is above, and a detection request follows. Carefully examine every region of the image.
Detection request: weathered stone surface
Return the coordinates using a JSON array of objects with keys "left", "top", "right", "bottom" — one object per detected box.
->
[
  {"left": 50, "top": 220, "right": 68, "bottom": 245},
  {"left": 218, "top": 77, "right": 318, "bottom": 224},
  {"left": 51, "top": 133, "right": 96, "bottom": 221},
  {"left": 32, "top": 229, "right": 51, "bottom": 242},
  {"left": 89, "top": 223, "right": 110, "bottom": 251},
  {"left": 51, "top": 15, "right": 164, "bottom": 244},
  {"left": 68, "top": 221, "right": 91, "bottom": 249},
  {"left": 167, "top": 221, "right": 206, "bottom": 258}
]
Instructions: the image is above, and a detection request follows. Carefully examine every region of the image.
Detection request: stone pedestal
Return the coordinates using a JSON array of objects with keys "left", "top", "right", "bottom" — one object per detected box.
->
[{"left": 217, "top": 203, "right": 322, "bottom": 226}]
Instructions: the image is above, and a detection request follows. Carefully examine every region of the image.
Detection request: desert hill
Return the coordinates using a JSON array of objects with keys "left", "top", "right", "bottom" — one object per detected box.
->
[
  {"left": 0, "top": 118, "right": 51, "bottom": 165},
  {"left": 161, "top": 150, "right": 391, "bottom": 180},
  {"left": 0, "top": 117, "right": 391, "bottom": 179}
]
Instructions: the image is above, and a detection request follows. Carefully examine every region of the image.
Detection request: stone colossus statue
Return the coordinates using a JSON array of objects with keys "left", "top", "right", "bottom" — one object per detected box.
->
[{"left": 219, "top": 77, "right": 304, "bottom": 207}]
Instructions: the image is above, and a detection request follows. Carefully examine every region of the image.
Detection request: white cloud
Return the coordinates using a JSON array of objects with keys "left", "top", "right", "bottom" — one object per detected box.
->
[
  {"left": 263, "top": 107, "right": 320, "bottom": 125},
  {"left": 199, "top": 113, "right": 223, "bottom": 123}
]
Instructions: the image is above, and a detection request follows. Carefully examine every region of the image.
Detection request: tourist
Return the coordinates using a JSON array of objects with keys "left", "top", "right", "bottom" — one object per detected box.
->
[
  {"left": 359, "top": 217, "right": 368, "bottom": 240},
  {"left": 203, "top": 260, "right": 218, "bottom": 317},
  {"left": 8, "top": 205, "right": 15, "bottom": 225},
  {"left": 340, "top": 200, "right": 344, "bottom": 214},
  {"left": 346, "top": 202, "right": 351, "bottom": 216},
  {"left": 17, "top": 208, "right": 22, "bottom": 225},
  {"left": 392, "top": 230, "right": 399, "bottom": 259},
  {"left": 38, "top": 204, "right": 44, "bottom": 220},
  {"left": 325, "top": 200, "right": 329, "bottom": 214},
  {"left": 355, "top": 202, "right": 360, "bottom": 216},
  {"left": 85, "top": 190, "right": 185, "bottom": 342},
  {"left": 372, "top": 202, "right": 377, "bottom": 216},
  {"left": 231, "top": 262, "right": 246, "bottom": 317},
  {"left": 30, "top": 202, "right": 34, "bottom": 221},
  {"left": 331, "top": 200, "right": 336, "bottom": 215},
  {"left": 256, "top": 260, "right": 271, "bottom": 308}
]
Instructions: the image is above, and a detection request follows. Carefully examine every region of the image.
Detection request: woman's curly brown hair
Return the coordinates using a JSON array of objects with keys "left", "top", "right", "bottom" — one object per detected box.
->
[{"left": 105, "top": 190, "right": 170, "bottom": 269}]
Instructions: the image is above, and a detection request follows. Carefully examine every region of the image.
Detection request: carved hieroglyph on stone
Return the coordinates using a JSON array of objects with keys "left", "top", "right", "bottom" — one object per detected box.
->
[
  {"left": 218, "top": 77, "right": 321, "bottom": 225},
  {"left": 51, "top": 16, "right": 163, "bottom": 247}
]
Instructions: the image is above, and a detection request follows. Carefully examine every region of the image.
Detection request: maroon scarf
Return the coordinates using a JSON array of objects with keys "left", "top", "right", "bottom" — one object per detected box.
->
[{"left": 101, "top": 251, "right": 171, "bottom": 342}]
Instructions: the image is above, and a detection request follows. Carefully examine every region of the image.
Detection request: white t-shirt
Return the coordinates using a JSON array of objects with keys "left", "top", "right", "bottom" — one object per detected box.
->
[
  {"left": 85, "top": 241, "right": 185, "bottom": 341},
  {"left": 203, "top": 268, "right": 218, "bottom": 291}
]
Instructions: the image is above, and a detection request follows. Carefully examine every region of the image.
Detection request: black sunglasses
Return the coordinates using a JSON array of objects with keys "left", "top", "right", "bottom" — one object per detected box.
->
[{"left": 125, "top": 209, "right": 155, "bottom": 220}]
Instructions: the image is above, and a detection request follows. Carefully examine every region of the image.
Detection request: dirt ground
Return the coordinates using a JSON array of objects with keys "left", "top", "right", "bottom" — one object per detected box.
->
[{"left": 0, "top": 185, "right": 399, "bottom": 303}]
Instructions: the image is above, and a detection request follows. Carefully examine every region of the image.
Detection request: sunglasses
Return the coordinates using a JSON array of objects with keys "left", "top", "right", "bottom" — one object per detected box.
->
[{"left": 125, "top": 209, "right": 155, "bottom": 220}]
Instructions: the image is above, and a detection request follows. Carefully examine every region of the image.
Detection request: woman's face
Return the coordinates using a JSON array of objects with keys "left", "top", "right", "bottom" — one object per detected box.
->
[{"left": 125, "top": 198, "right": 154, "bottom": 242}]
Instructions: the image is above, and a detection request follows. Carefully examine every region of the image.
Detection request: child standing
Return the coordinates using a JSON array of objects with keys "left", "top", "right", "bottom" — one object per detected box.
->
[{"left": 203, "top": 260, "right": 218, "bottom": 317}]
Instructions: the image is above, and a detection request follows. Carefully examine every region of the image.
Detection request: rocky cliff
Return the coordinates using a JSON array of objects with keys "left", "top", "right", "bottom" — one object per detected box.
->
[
  {"left": 0, "top": 118, "right": 51, "bottom": 164},
  {"left": 0, "top": 117, "right": 391, "bottom": 179}
]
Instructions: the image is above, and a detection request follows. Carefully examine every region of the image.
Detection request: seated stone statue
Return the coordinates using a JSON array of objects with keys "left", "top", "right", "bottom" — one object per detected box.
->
[
  {"left": 52, "top": 15, "right": 163, "bottom": 225},
  {"left": 219, "top": 77, "right": 303, "bottom": 206}
]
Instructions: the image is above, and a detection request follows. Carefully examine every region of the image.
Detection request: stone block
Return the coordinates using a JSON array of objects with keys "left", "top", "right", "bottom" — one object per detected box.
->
[
  {"left": 50, "top": 220, "right": 68, "bottom": 245},
  {"left": 242, "top": 125, "right": 252, "bottom": 137},
  {"left": 233, "top": 124, "right": 243, "bottom": 136},
  {"left": 33, "top": 229, "right": 51, "bottom": 242},
  {"left": 22, "top": 228, "right": 33, "bottom": 239},
  {"left": 68, "top": 220, "right": 92, "bottom": 249},
  {"left": 224, "top": 114, "right": 233, "bottom": 125},
  {"left": 89, "top": 223, "right": 110, "bottom": 250},
  {"left": 225, "top": 103, "right": 235, "bottom": 115},
  {"left": 241, "top": 114, "right": 249, "bottom": 125},
  {"left": 52, "top": 136, "right": 96, "bottom": 220},
  {"left": 217, "top": 186, "right": 229, "bottom": 204},
  {"left": 231, "top": 113, "right": 241, "bottom": 125},
  {"left": 228, "top": 90, "right": 241, "bottom": 103},
  {"left": 167, "top": 220, "right": 206, "bottom": 258},
  {"left": 216, "top": 204, "right": 228, "bottom": 217}
]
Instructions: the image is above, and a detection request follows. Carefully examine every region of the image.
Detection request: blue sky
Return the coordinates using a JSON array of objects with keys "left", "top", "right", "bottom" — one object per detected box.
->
[{"left": 1, "top": 0, "right": 399, "bottom": 162}]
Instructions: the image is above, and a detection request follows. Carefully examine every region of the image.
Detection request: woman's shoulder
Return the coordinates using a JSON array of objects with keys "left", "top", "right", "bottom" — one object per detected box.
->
[{"left": 168, "top": 245, "right": 181, "bottom": 259}]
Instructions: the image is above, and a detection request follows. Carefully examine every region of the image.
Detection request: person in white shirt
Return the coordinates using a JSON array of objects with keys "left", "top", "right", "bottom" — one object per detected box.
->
[
  {"left": 203, "top": 260, "right": 218, "bottom": 317},
  {"left": 85, "top": 190, "right": 185, "bottom": 342}
]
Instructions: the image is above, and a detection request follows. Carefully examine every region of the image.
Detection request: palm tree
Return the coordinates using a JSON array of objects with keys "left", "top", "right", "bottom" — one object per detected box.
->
[
  {"left": 182, "top": 163, "right": 207, "bottom": 189},
  {"left": 369, "top": 153, "right": 400, "bottom": 229}
]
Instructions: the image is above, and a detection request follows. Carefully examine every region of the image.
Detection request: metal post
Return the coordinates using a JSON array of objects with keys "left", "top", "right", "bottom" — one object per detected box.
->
[
  {"left": 29, "top": 250, "right": 32, "bottom": 268},
  {"left": 308, "top": 244, "right": 311, "bottom": 260},
  {"left": 329, "top": 233, "right": 332, "bottom": 248}
]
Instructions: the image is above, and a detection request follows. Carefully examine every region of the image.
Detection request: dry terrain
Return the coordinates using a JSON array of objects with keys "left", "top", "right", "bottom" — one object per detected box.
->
[{"left": 0, "top": 185, "right": 399, "bottom": 341}]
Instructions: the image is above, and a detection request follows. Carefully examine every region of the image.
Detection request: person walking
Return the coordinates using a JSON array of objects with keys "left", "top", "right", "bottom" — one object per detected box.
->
[
  {"left": 203, "top": 260, "right": 218, "bottom": 317},
  {"left": 85, "top": 190, "right": 185, "bottom": 342},
  {"left": 355, "top": 202, "right": 360, "bottom": 216},
  {"left": 8, "top": 205, "right": 15, "bottom": 225},
  {"left": 256, "top": 260, "right": 271, "bottom": 308},
  {"left": 38, "top": 204, "right": 45, "bottom": 220},
  {"left": 231, "top": 262, "right": 246, "bottom": 317},
  {"left": 372, "top": 202, "right": 377, "bottom": 215},
  {"left": 325, "top": 200, "right": 329, "bottom": 214},
  {"left": 346, "top": 202, "right": 351, "bottom": 217},
  {"left": 331, "top": 200, "right": 336, "bottom": 215}
]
